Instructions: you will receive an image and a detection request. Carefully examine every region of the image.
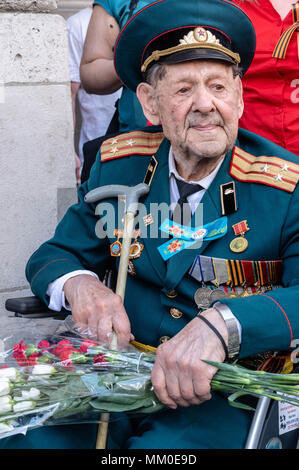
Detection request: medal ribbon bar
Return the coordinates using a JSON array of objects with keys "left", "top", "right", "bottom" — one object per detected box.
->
[{"left": 190, "top": 256, "right": 282, "bottom": 288}]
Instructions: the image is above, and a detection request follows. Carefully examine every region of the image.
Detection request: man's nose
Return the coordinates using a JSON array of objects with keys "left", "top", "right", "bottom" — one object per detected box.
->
[{"left": 192, "top": 86, "right": 215, "bottom": 114}]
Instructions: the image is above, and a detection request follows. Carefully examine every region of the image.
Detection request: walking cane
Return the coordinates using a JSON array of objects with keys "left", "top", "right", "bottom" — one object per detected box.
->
[{"left": 85, "top": 183, "right": 150, "bottom": 449}]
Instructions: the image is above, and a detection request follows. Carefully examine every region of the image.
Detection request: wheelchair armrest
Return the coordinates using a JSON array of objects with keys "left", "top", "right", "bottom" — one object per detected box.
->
[{"left": 5, "top": 296, "right": 65, "bottom": 319}]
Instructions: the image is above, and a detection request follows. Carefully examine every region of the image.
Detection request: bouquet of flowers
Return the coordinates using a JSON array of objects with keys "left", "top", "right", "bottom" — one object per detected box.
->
[
  {"left": 0, "top": 317, "right": 164, "bottom": 439},
  {"left": 0, "top": 317, "right": 298, "bottom": 439}
]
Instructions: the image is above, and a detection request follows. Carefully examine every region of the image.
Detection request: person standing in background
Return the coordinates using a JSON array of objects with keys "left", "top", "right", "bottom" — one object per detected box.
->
[
  {"left": 233, "top": 0, "right": 299, "bottom": 156},
  {"left": 80, "top": 1, "right": 155, "bottom": 133},
  {"left": 67, "top": 6, "right": 122, "bottom": 185}
]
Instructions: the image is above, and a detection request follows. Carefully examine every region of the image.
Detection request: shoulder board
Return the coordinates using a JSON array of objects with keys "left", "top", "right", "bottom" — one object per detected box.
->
[
  {"left": 230, "top": 146, "right": 299, "bottom": 193},
  {"left": 100, "top": 130, "right": 164, "bottom": 162}
]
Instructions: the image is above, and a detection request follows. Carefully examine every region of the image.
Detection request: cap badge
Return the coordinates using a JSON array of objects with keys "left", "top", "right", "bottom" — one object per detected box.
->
[
  {"left": 141, "top": 27, "right": 240, "bottom": 73},
  {"left": 180, "top": 27, "right": 220, "bottom": 46}
]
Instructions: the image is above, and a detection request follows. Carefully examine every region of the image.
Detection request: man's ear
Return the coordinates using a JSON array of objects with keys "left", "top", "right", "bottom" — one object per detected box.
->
[
  {"left": 136, "top": 82, "right": 161, "bottom": 125},
  {"left": 236, "top": 76, "right": 244, "bottom": 119}
]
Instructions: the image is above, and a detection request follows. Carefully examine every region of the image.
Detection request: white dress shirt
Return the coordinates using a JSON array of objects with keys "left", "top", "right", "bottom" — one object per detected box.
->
[{"left": 168, "top": 148, "right": 224, "bottom": 214}]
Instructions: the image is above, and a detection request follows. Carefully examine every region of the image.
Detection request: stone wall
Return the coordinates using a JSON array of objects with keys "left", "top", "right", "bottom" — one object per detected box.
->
[
  {"left": 56, "top": 0, "right": 93, "bottom": 19},
  {"left": 0, "top": 0, "right": 77, "bottom": 316}
]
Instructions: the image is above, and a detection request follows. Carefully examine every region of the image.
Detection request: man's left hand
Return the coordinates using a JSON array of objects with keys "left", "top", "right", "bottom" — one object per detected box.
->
[{"left": 151, "top": 308, "right": 228, "bottom": 409}]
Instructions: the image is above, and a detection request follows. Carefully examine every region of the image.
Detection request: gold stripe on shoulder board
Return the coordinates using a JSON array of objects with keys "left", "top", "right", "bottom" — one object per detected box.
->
[
  {"left": 230, "top": 146, "right": 299, "bottom": 192},
  {"left": 101, "top": 131, "right": 164, "bottom": 162}
]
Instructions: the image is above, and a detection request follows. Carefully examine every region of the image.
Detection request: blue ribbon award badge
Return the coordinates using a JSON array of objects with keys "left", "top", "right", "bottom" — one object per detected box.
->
[{"left": 157, "top": 216, "right": 228, "bottom": 261}]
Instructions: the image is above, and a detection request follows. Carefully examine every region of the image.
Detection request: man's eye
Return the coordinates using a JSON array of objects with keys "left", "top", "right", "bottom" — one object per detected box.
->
[
  {"left": 178, "top": 87, "right": 189, "bottom": 94},
  {"left": 213, "top": 84, "right": 225, "bottom": 91}
]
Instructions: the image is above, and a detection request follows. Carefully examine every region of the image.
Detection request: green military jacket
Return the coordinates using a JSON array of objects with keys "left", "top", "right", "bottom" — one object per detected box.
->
[{"left": 26, "top": 126, "right": 299, "bottom": 362}]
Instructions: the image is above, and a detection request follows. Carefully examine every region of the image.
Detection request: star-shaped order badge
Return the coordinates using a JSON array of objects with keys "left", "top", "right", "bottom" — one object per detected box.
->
[{"left": 157, "top": 217, "right": 228, "bottom": 260}]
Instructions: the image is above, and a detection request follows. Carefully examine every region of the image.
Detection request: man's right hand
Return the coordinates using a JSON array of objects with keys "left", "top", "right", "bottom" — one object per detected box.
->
[{"left": 63, "top": 274, "right": 133, "bottom": 348}]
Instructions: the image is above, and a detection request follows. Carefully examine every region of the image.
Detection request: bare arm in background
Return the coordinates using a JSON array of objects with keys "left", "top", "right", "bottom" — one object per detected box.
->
[
  {"left": 80, "top": 5, "right": 123, "bottom": 95},
  {"left": 70, "top": 81, "right": 82, "bottom": 185}
]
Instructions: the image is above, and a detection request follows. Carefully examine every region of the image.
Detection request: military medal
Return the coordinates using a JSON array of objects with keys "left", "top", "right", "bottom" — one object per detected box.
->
[
  {"left": 230, "top": 236, "right": 248, "bottom": 253},
  {"left": 230, "top": 220, "right": 250, "bottom": 253},
  {"left": 211, "top": 257, "right": 230, "bottom": 285},
  {"left": 129, "top": 240, "right": 144, "bottom": 259},
  {"left": 143, "top": 213, "right": 154, "bottom": 226},
  {"left": 190, "top": 255, "right": 215, "bottom": 284},
  {"left": 129, "top": 229, "right": 144, "bottom": 259},
  {"left": 110, "top": 230, "right": 122, "bottom": 257},
  {"left": 194, "top": 286, "right": 212, "bottom": 308},
  {"left": 209, "top": 259, "right": 228, "bottom": 302},
  {"left": 209, "top": 287, "right": 227, "bottom": 302},
  {"left": 110, "top": 240, "right": 122, "bottom": 256},
  {"left": 192, "top": 256, "right": 213, "bottom": 308},
  {"left": 111, "top": 229, "right": 144, "bottom": 260},
  {"left": 128, "top": 260, "right": 136, "bottom": 276}
]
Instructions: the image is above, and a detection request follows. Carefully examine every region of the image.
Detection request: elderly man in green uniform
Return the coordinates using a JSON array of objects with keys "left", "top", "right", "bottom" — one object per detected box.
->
[{"left": 3, "top": 0, "right": 299, "bottom": 449}]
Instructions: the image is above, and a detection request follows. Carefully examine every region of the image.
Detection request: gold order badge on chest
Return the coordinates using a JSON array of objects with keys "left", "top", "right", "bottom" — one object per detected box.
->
[
  {"left": 110, "top": 229, "right": 144, "bottom": 275},
  {"left": 230, "top": 220, "right": 250, "bottom": 253},
  {"left": 111, "top": 229, "right": 144, "bottom": 258},
  {"left": 129, "top": 237, "right": 144, "bottom": 259}
]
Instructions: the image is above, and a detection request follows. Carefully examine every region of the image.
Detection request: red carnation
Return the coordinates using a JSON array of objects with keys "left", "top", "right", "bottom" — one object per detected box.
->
[
  {"left": 38, "top": 340, "right": 51, "bottom": 350},
  {"left": 93, "top": 353, "right": 107, "bottom": 364},
  {"left": 57, "top": 349, "right": 76, "bottom": 368},
  {"left": 52, "top": 340, "right": 73, "bottom": 357},
  {"left": 28, "top": 352, "right": 39, "bottom": 366},
  {"left": 58, "top": 340, "right": 71, "bottom": 346},
  {"left": 13, "top": 340, "right": 27, "bottom": 356},
  {"left": 13, "top": 341, "right": 28, "bottom": 366},
  {"left": 79, "top": 340, "right": 97, "bottom": 353},
  {"left": 58, "top": 349, "right": 74, "bottom": 362}
]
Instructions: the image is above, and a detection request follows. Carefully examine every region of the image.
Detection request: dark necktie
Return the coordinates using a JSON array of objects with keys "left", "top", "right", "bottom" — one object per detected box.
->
[{"left": 173, "top": 177, "right": 203, "bottom": 224}]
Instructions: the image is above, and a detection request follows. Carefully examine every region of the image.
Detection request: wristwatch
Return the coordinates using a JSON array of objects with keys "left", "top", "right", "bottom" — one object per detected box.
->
[{"left": 215, "top": 304, "right": 240, "bottom": 362}]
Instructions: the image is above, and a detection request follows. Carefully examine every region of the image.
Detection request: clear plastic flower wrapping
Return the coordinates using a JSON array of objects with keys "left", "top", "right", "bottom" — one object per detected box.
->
[{"left": 0, "top": 316, "right": 162, "bottom": 439}]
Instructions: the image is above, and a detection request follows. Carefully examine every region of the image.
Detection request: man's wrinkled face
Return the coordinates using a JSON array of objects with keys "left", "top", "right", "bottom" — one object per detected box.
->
[{"left": 150, "top": 60, "right": 244, "bottom": 161}]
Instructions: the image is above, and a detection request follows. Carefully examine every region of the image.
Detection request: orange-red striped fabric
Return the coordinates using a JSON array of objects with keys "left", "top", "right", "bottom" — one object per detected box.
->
[{"left": 273, "top": 3, "right": 299, "bottom": 59}]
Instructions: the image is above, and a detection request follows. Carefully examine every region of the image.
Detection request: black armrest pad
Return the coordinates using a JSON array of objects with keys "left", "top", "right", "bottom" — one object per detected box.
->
[{"left": 5, "top": 296, "right": 53, "bottom": 314}]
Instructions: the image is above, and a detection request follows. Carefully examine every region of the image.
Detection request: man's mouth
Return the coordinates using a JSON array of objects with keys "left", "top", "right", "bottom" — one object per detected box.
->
[{"left": 191, "top": 123, "right": 219, "bottom": 131}]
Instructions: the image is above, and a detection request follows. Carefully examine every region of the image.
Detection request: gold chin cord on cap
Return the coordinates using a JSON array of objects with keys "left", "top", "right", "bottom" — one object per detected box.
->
[{"left": 141, "top": 27, "right": 241, "bottom": 73}]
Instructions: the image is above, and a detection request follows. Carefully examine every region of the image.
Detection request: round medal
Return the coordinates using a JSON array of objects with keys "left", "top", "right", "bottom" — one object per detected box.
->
[
  {"left": 129, "top": 241, "right": 144, "bottom": 259},
  {"left": 194, "top": 287, "right": 212, "bottom": 308},
  {"left": 229, "top": 236, "right": 248, "bottom": 253},
  {"left": 209, "top": 288, "right": 227, "bottom": 302}
]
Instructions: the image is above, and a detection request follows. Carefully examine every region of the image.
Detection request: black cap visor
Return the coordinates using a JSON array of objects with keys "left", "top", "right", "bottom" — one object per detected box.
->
[{"left": 151, "top": 48, "right": 236, "bottom": 69}]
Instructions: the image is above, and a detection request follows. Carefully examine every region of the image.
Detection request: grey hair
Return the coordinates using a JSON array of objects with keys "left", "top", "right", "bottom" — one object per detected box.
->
[
  {"left": 143, "top": 63, "right": 167, "bottom": 87},
  {"left": 232, "top": 64, "right": 243, "bottom": 78},
  {"left": 143, "top": 60, "right": 243, "bottom": 87}
]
